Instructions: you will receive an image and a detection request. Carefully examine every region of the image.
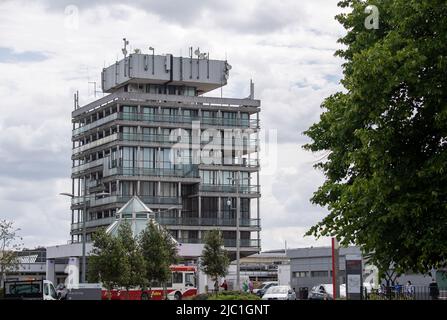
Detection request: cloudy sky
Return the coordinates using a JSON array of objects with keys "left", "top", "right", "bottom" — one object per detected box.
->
[{"left": 0, "top": 0, "right": 346, "bottom": 250}]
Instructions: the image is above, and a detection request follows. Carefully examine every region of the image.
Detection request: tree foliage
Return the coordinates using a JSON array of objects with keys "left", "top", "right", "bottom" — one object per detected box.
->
[
  {"left": 139, "top": 220, "right": 178, "bottom": 296},
  {"left": 0, "top": 220, "right": 23, "bottom": 286},
  {"left": 200, "top": 229, "right": 229, "bottom": 291},
  {"left": 88, "top": 228, "right": 128, "bottom": 296},
  {"left": 115, "top": 221, "right": 146, "bottom": 294},
  {"left": 304, "top": 0, "right": 447, "bottom": 275}
]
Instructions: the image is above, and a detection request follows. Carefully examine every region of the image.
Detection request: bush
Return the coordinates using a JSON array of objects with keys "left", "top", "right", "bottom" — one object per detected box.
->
[
  {"left": 189, "top": 291, "right": 260, "bottom": 301},
  {"left": 208, "top": 293, "right": 260, "bottom": 300},
  {"left": 0, "top": 288, "right": 4, "bottom": 299},
  {"left": 189, "top": 294, "right": 209, "bottom": 300}
]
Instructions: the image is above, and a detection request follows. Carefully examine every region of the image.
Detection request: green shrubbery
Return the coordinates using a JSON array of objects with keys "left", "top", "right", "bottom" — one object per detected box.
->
[{"left": 188, "top": 291, "right": 260, "bottom": 300}]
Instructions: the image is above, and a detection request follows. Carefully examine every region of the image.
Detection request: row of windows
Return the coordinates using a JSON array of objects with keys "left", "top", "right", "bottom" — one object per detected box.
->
[
  {"left": 121, "top": 181, "right": 178, "bottom": 197},
  {"left": 124, "top": 84, "right": 197, "bottom": 96},
  {"left": 123, "top": 105, "right": 250, "bottom": 120},
  {"left": 293, "top": 270, "right": 347, "bottom": 278},
  {"left": 200, "top": 170, "right": 250, "bottom": 185}
]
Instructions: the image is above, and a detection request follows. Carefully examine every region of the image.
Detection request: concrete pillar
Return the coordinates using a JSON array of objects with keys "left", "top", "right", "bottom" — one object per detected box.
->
[
  {"left": 218, "top": 196, "right": 222, "bottom": 220},
  {"left": 45, "top": 259, "right": 56, "bottom": 284}
]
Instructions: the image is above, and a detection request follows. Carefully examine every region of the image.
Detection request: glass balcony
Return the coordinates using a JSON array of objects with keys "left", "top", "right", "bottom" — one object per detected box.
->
[
  {"left": 223, "top": 239, "right": 261, "bottom": 248},
  {"left": 198, "top": 184, "right": 260, "bottom": 194},
  {"left": 104, "top": 164, "right": 199, "bottom": 178},
  {"left": 72, "top": 158, "right": 104, "bottom": 174},
  {"left": 73, "top": 113, "right": 118, "bottom": 137},
  {"left": 72, "top": 133, "right": 118, "bottom": 155},
  {"left": 117, "top": 112, "right": 259, "bottom": 129},
  {"left": 71, "top": 195, "right": 181, "bottom": 207},
  {"left": 71, "top": 216, "right": 116, "bottom": 231},
  {"left": 175, "top": 237, "right": 260, "bottom": 248},
  {"left": 119, "top": 132, "right": 180, "bottom": 144},
  {"left": 155, "top": 217, "right": 260, "bottom": 228}
]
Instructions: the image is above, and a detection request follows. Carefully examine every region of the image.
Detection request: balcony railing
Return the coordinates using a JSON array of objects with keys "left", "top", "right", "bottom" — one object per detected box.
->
[
  {"left": 223, "top": 239, "right": 261, "bottom": 248},
  {"left": 118, "top": 132, "right": 184, "bottom": 144},
  {"left": 71, "top": 216, "right": 116, "bottom": 231},
  {"left": 198, "top": 184, "right": 260, "bottom": 194},
  {"left": 103, "top": 164, "right": 199, "bottom": 178},
  {"left": 71, "top": 195, "right": 181, "bottom": 207},
  {"left": 175, "top": 237, "right": 260, "bottom": 248},
  {"left": 118, "top": 132, "right": 257, "bottom": 150},
  {"left": 118, "top": 112, "right": 259, "bottom": 129},
  {"left": 72, "top": 158, "right": 104, "bottom": 174},
  {"left": 156, "top": 217, "right": 260, "bottom": 228},
  {"left": 72, "top": 133, "right": 118, "bottom": 155},
  {"left": 72, "top": 113, "right": 118, "bottom": 137}
]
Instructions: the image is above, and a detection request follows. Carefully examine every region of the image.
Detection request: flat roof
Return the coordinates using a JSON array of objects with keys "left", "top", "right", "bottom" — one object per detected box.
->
[{"left": 101, "top": 53, "right": 230, "bottom": 94}]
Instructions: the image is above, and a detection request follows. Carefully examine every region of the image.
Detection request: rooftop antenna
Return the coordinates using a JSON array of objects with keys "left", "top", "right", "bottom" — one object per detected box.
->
[
  {"left": 189, "top": 46, "right": 193, "bottom": 79},
  {"left": 149, "top": 46, "right": 155, "bottom": 75},
  {"left": 122, "top": 38, "right": 129, "bottom": 58}
]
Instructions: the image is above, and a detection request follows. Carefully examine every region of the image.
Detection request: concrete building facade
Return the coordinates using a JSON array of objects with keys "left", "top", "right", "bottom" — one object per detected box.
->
[{"left": 69, "top": 48, "right": 261, "bottom": 257}]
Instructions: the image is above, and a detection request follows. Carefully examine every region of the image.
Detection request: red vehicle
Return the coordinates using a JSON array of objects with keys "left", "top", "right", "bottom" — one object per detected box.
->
[{"left": 101, "top": 265, "right": 197, "bottom": 300}]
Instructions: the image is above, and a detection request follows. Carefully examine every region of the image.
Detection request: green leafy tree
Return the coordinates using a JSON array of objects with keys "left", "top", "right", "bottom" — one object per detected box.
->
[
  {"left": 0, "top": 220, "right": 23, "bottom": 287},
  {"left": 139, "top": 220, "right": 178, "bottom": 299},
  {"left": 304, "top": 0, "right": 447, "bottom": 280},
  {"left": 200, "top": 229, "right": 230, "bottom": 294},
  {"left": 115, "top": 221, "right": 147, "bottom": 299},
  {"left": 88, "top": 228, "right": 128, "bottom": 299}
]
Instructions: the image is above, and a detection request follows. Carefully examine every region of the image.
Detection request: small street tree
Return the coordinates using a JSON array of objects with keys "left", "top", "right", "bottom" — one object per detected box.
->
[
  {"left": 139, "top": 220, "right": 178, "bottom": 300},
  {"left": 200, "top": 229, "right": 229, "bottom": 294},
  {"left": 88, "top": 228, "right": 128, "bottom": 299},
  {"left": 0, "top": 219, "right": 23, "bottom": 287},
  {"left": 115, "top": 221, "right": 146, "bottom": 299}
]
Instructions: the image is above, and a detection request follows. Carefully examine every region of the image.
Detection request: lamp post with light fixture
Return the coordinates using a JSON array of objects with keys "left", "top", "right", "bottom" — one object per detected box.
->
[
  {"left": 59, "top": 191, "right": 110, "bottom": 283},
  {"left": 226, "top": 172, "right": 251, "bottom": 291}
]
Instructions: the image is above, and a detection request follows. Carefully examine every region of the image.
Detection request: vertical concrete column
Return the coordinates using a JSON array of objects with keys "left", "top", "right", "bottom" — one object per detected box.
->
[
  {"left": 218, "top": 196, "right": 222, "bottom": 220},
  {"left": 46, "top": 259, "right": 56, "bottom": 284},
  {"left": 158, "top": 181, "right": 161, "bottom": 197}
]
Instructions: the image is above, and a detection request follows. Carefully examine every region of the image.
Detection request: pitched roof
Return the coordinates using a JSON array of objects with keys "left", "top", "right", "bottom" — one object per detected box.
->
[{"left": 105, "top": 196, "right": 177, "bottom": 244}]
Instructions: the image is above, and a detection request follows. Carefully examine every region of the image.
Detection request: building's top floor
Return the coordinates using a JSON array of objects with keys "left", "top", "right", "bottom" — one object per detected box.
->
[{"left": 101, "top": 52, "right": 231, "bottom": 95}]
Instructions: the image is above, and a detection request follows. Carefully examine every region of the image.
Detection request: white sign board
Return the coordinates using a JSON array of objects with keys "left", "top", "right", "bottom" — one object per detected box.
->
[{"left": 347, "top": 274, "right": 361, "bottom": 293}]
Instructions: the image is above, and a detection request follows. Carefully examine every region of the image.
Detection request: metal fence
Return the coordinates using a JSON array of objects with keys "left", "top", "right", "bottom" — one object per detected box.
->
[{"left": 363, "top": 286, "right": 447, "bottom": 300}]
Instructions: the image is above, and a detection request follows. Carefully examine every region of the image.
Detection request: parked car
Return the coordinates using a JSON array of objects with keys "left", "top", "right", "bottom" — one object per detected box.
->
[
  {"left": 308, "top": 284, "right": 346, "bottom": 300},
  {"left": 261, "top": 285, "right": 296, "bottom": 300},
  {"left": 56, "top": 283, "right": 68, "bottom": 300},
  {"left": 255, "top": 281, "right": 278, "bottom": 297}
]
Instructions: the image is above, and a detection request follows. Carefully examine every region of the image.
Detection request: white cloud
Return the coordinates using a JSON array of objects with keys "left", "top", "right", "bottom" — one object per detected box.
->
[{"left": 0, "top": 0, "right": 345, "bottom": 249}]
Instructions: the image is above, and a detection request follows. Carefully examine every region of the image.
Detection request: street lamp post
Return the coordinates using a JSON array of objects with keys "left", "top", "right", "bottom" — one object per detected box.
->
[
  {"left": 60, "top": 191, "right": 110, "bottom": 283},
  {"left": 226, "top": 172, "right": 251, "bottom": 292}
]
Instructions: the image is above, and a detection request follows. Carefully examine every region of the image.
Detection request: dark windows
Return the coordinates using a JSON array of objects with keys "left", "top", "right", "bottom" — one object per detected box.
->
[{"left": 311, "top": 271, "right": 328, "bottom": 278}]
